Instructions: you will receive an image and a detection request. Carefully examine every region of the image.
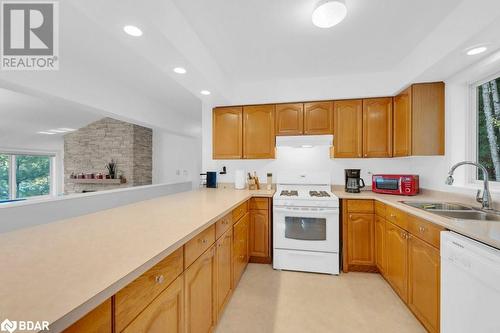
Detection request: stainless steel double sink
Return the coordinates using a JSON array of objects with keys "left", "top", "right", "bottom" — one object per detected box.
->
[{"left": 400, "top": 201, "right": 500, "bottom": 222}]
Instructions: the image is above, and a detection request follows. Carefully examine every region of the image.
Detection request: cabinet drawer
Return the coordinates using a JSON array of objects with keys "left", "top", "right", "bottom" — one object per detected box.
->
[
  {"left": 184, "top": 225, "right": 216, "bottom": 268},
  {"left": 216, "top": 213, "right": 233, "bottom": 240},
  {"left": 249, "top": 197, "right": 269, "bottom": 210},
  {"left": 347, "top": 200, "right": 374, "bottom": 213},
  {"left": 232, "top": 201, "right": 248, "bottom": 222},
  {"left": 375, "top": 201, "right": 386, "bottom": 218},
  {"left": 386, "top": 206, "right": 407, "bottom": 230},
  {"left": 407, "top": 214, "right": 443, "bottom": 249},
  {"left": 115, "top": 247, "right": 184, "bottom": 332}
]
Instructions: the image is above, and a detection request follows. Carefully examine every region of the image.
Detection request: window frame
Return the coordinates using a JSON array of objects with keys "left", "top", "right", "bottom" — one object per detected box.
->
[
  {"left": 468, "top": 71, "right": 500, "bottom": 188},
  {"left": 0, "top": 149, "right": 57, "bottom": 201}
]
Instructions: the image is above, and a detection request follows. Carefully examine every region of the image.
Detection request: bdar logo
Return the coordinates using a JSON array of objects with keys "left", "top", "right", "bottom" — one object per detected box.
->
[{"left": 0, "top": 319, "right": 17, "bottom": 333}]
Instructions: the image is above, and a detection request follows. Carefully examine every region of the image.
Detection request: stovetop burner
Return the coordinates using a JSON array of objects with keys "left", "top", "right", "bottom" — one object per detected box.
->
[
  {"left": 280, "top": 190, "right": 298, "bottom": 197},
  {"left": 309, "top": 190, "right": 331, "bottom": 197}
]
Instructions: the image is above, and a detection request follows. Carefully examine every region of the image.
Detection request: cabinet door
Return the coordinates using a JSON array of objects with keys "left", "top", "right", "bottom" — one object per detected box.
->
[
  {"left": 363, "top": 98, "right": 393, "bottom": 158},
  {"left": 393, "top": 88, "right": 412, "bottom": 157},
  {"left": 347, "top": 213, "right": 375, "bottom": 266},
  {"left": 249, "top": 209, "right": 269, "bottom": 259},
  {"left": 408, "top": 236, "right": 440, "bottom": 333},
  {"left": 304, "top": 101, "right": 333, "bottom": 135},
  {"left": 275, "top": 103, "right": 304, "bottom": 135},
  {"left": 333, "top": 100, "right": 363, "bottom": 158},
  {"left": 385, "top": 221, "right": 408, "bottom": 302},
  {"left": 185, "top": 245, "right": 217, "bottom": 333},
  {"left": 212, "top": 107, "right": 243, "bottom": 159},
  {"left": 411, "top": 82, "right": 445, "bottom": 156},
  {"left": 374, "top": 215, "right": 386, "bottom": 274},
  {"left": 63, "top": 299, "right": 112, "bottom": 333},
  {"left": 216, "top": 229, "right": 233, "bottom": 320},
  {"left": 243, "top": 105, "right": 275, "bottom": 159},
  {"left": 122, "top": 276, "right": 184, "bottom": 333},
  {"left": 233, "top": 213, "right": 249, "bottom": 286}
]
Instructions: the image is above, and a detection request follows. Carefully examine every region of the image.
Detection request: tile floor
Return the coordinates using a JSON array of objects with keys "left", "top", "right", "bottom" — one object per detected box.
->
[{"left": 216, "top": 264, "right": 426, "bottom": 333}]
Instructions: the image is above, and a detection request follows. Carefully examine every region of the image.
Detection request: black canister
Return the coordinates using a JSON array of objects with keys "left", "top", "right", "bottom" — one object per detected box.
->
[{"left": 206, "top": 171, "right": 217, "bottom": 188}]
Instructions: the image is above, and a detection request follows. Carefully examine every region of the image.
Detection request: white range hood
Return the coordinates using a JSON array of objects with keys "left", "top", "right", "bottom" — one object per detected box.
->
[{"left": 275, "top": 134, "right": 333, "bottom": 148}]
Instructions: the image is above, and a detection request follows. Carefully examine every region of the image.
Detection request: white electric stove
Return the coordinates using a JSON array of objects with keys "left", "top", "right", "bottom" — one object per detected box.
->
[{"left": 273, "top": 172, "right": 340, "bottom": 275}]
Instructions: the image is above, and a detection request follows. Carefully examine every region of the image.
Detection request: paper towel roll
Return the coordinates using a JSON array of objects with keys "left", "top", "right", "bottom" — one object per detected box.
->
[{"left": 234, "top": 169, "right": 246, "bottom": 189}]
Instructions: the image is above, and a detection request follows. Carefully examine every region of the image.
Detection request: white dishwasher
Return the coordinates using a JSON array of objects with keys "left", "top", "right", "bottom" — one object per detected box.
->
[{"left": 441, "top": 231, "right": 500, "bottom": 333}]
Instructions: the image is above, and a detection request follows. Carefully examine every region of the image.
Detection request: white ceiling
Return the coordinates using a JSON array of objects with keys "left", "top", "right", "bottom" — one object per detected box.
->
[
  {"left": 0, "top": 89, "right": 103, "bottom": 151},
  {"left": 173, "top": 0, "right": 462, "bottom": 81}
]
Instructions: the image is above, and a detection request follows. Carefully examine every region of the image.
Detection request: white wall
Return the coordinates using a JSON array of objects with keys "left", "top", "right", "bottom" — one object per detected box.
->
[{"left": 153, "top": 129, "right": 202, "bottom": 189}]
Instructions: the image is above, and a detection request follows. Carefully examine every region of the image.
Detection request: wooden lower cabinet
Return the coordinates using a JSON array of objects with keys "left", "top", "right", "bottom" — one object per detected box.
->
[
  {"left": 216, "top": 229, "right": 233, "bottom": 320},
  {"left": 233, "top": 213, "right": 250, "bottom": 286},
  {"left": 63, "top": 299, "right": 112, "bottom": 333},
  {"left": 185, "top": 245, "right": 217, "bottom": 333},
  {"left": 122, "top": 276, "right": 184, "bottom": 333},
  {"left": 374, "top": 215, "right": 386, "bottom": 273},
  {"left": 249, "top": 199, "right": 271, "bottom": 263},
  {"left": 408, "top": 236, "right": 440, "bottom": 333},
  {"left": 385, "top": 221, "right": 409, "bottom": 303},
  {"left": 346, "top": 213, "right": 375, "bottom": 269}
]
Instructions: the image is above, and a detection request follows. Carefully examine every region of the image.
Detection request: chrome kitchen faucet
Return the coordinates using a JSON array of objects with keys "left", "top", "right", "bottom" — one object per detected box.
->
[{"left": 446, "top": 161, "right": 492, "bottom": 210}]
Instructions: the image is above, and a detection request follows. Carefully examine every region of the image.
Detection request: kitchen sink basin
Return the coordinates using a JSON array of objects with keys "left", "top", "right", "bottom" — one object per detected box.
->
[
  {"left": 400, "top": 201, "right": 473, "bottom": 211},
  {"left": 400, "top": 201, "right": 500, "bottom": 222},
  {"left": 430, "top": 210, "right": 500, "bottom": 221}
]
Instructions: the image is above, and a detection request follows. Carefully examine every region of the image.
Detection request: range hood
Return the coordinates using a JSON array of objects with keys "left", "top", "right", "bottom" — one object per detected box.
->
[{"left": 275, "top": 134, "right": 333, "bottom": 148}]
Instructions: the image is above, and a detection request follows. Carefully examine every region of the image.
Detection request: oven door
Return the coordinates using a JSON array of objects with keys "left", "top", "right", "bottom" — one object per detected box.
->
[{"left": 273, "top": 206, "right": 339, "bottom": 252}]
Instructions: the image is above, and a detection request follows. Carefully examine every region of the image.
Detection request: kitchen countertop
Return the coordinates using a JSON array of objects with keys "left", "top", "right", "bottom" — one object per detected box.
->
[
  {"left": 0, "top": 187, "right": 274, "bottom": 332},
  {"left": 331, "top": 186, "right": 500, "bottom": 250}
]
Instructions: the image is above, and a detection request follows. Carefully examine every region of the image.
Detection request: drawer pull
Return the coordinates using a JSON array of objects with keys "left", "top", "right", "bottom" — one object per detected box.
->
[
  {"left": 390, "top": 213, "right": 396, "bottom": 217},
  {"left": 199, "top": 238, "right": 208, "bottom": 244},
  {"left": 419, "top": 226, "right": 426, "bottom": 233},
  {"left": 155, "top": 275, "right": 165, "bottom": 284}
]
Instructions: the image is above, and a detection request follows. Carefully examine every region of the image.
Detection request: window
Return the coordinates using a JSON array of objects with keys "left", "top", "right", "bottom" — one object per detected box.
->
[
  {"left": 476, "top": 75, "right": 500, "bottom": 181},
  {"left": 0, "top": 153, "right": 54, "bottom": 201}
]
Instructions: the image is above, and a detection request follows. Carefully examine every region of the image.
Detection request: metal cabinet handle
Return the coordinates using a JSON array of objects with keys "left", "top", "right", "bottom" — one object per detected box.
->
[
  {"left": 199, "top": 238, "right": 208, "bottom": 244},
  {"left": 155, "top": 275, "right": 165, "bottom": 284},
  {"left": 419, "top": 226, "right": 426, "bottom": 233}
]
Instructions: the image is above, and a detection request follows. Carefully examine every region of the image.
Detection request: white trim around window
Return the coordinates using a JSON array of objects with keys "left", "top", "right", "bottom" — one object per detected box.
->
[
  {"left": 1, "top": 149, "right": 58, "bottom": 201},
  {"left": 467, "top": 71, "right": 500, "bottom": 189}
]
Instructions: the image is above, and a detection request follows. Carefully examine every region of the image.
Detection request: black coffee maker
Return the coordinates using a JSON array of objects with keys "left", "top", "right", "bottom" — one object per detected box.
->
[{"left": 345, "top": 169, "right": 365, "bottom": 193}]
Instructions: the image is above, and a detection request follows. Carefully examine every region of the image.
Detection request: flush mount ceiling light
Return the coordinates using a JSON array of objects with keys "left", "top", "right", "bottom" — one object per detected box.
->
[
  {"left": 200, "top": 90, "right": 211, "bottom": 96},
  {"left": 37, "top": 131, "right": 56, "bottom": 135},
  {"left": 312, "top": 0, "right": 347, "bottom": 28},
  {"left": 173, "top": 67, "right": 187, "bottom": 74},
  {"left": 123, "top": 25, "right": 143, "bottom": 37},
  {"left": 466, "top": 46, "right": 487, "bottom": 56}
]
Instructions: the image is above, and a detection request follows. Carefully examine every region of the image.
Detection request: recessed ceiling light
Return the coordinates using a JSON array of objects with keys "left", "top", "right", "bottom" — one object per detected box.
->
[
  {"left": 466, "top": 46, "right": 487, "bottom": 56},
  {"left": 312, "top": 0, "right": 347, "bottom": 28},
  {"left": 200, "top": 90, "right": 211, "bottom": 96},
  {"left": 37, "top": 131, "right": 56, "bottom": 135},
  {"left": 123, "top": 25, "right": 143, "bottom": 37},
  {"left": 173, "top": 67, "right": 187, "bottom": 74}
]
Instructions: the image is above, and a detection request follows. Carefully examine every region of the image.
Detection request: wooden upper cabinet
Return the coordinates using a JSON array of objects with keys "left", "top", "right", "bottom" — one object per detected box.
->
[
  {"left": 212, "top": 107, "right": 242, "bottom": 159},
  {"left": 304, "top": 101, "right": 333, "bottom": 135},
  {"left": 385, "top": 221, "right": 408, "bottom": 303},
  {"left": 411, "top": 82, "right": 445, "bottom": 156},
  {"left": 122, "top": 276, "right": 184, "bottom": 333},
  {"left": 275, "top": 103, "right": 304, "bottom": 135},
  {"left": 393, "top": 88, "right": 412, "bottom": 157},
  {"left": 333, "top": 99, "right": 363, "bottom": 158},
  {"left": 408, "top": 235, "right": 440, "bottom": 333},
  {"left": 363, "top": 97, "right": 393, "bottom": 158},
  {"left": 243, "top": 105, "right": 275, "bottom": 159}
]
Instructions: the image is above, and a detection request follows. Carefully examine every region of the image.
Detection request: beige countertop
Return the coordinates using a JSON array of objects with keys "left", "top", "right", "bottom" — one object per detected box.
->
[
  {"left": 0, "top": 187, "right": 274, "bottom": 333},
  {"left": 332, "top": 186, "right": 500, "bottom": 250}
]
